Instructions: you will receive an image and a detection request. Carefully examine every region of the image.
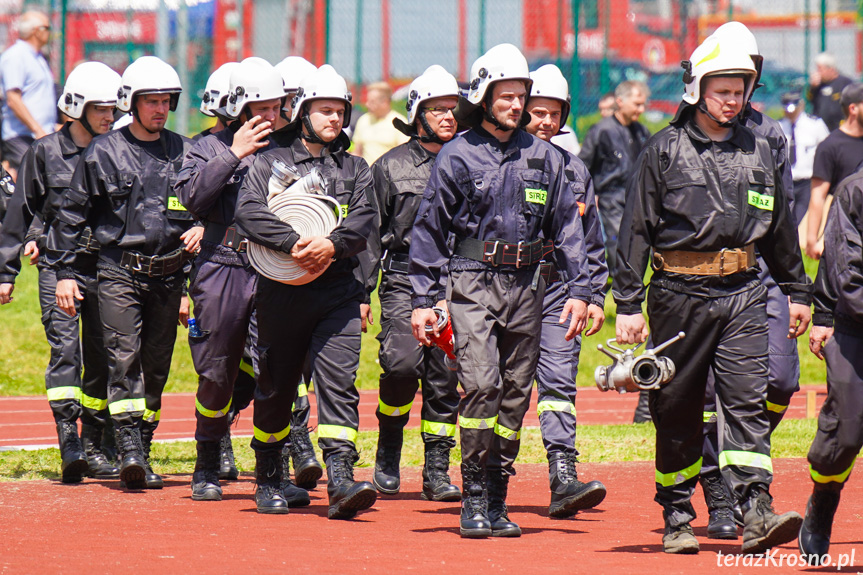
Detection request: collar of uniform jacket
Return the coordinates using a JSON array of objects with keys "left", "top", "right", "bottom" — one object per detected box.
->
[
  {"left": 58, "top": 122, "right": 80, "bottom": 155},
  {"left": 408, "top": 138, "right": 435, "bottom": 167},
  {"left": 472, "top": 125, "right": 525, "bottom": 158},
  {"left": 283, "top": 127, "right": 352, "bottom": 167},
  {"left": 683, "top": 115, "right": 755, "bottom": 151}
]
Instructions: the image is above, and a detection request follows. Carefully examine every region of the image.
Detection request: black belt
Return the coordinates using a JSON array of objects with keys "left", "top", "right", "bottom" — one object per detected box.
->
[
  {"left": 454, "top": 238, "right": 551, "bottom": 268},
  {"left": 203, "top": 223, "right": 247, "bottom": 252},
  {"left": 76, "top": 228, "right": 100, "bottom": 253},
  {"left": 381, "top": 251, "right": 409, "bottom": 274},
  {"left": 116, "top": 248, "right": 190, "bottom": 277},
  {"left": 539, "top": 262, "right": 560, "bottom": 284}
]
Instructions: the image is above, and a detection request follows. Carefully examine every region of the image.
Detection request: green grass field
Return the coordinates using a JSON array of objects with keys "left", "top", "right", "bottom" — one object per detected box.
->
[{"left": 0, "top": 255, "right": 827, "bottom": 396}]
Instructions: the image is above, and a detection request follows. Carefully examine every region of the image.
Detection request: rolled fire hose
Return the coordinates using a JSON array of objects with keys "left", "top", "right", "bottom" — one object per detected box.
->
[{"left": 247, "top": 160, "right": 344, "bottom": 285}]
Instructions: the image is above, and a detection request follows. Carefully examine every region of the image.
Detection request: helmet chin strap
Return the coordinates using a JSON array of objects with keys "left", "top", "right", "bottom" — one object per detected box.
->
[
  {"left": 131, "top": 100, "right": 161, "bottom": 135},
  {"left": 79, "top": 114, "right": 97, "bottom": 137},
  {"left": 417, "top": 112, "right": 445, "bottom": 145},
  {"left": 697, "top": 100, "right": 737, "bottom": 129}
]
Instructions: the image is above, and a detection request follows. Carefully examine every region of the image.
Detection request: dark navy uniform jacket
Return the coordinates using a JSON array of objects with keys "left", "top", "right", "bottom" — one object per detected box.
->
[
  {"left": 813, "top": 170, "right": 863, "bottom": 333},
  {"left": 408, "top": 125, "right": 592, "bottom": 309},
  {"left": 234, "top": 128, "right": 376, "bottom": 287},
  {"left": 612, "top": 108, "right": 812, "bottom": 316},
  {"left": 44, "top": 126, "right": 194, "bottom": 280},
  {"left": 578, "top": 115, "right": 649, "bottom": 197},
  {"left": 0, "top": 123, "right": 89, "bottom": 283}
]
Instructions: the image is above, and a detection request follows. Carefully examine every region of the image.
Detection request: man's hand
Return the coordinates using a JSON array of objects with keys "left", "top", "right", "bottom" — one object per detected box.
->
[
  {"left": 55, "top": 278, "right": 83, "bottom": 317},
  {"left": 290, "top": 236, "right": 335, "bottom": 274},
  {"left": 809, "top": 325, "right": 833, "bottom": 360},
  {"left": 788, "top": 302, "right": 811, "bottom": 339},
  {"left": 178, "top": 295, "right": 190, "bottom": 327},
  {"left": 181, "top": 226, "right": 204, "bottom": 254},
  {"left": 412, "top": 308, "right": 439, "bottom": 345},
  {"left": 805, "top": 236, "right": 824, "bottom": 260},
  {"left": 616, "top": 313, "right": 649, "bottom": 345},
  {"left": 360, "top": 303, "right": 374, "bottom": 332},
  {"left": 0, "top": 283, "right": 14, "bottom": 305},
  {"left": 559, "top": 298, "right": 588, "bottom": 341},
  {"left": 24, "top": 241, "right": 39, "bottom": 265},
  {"left": 584, "top": 303, "right": 605, "bottom": 337},
  {"left": 230, "top": 116, "right": 272, "bottom": 160}
]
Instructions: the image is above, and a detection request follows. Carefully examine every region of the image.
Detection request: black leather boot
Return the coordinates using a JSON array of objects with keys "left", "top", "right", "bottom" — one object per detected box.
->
[
  {"left": 459, "top": 463, "right": 491, "bottom": 539},
  {"left": 372, "top": 427, "right": 402, "bottom": 494},
  {"left": 742, "top": 486, "right": 803, "bottom": 554},
  {"left": 218, "top": 430, "right": 239, "bottom": 480},
  {"left": 488, "top": 468, "right": 521, "bottom": 537},
  {"left": 191, "top": 441, "right": 222, "bottom": 501},
  {"left": 799, "top": 483, "right": 842, "bottom": 565},
  {"left": 633, "top": 389, "right": 652, "bottom": 423},
  {"left": 255, "top": 450, "right": 289, "bottom": 514},
  {"left": 547, "top": 452, "right": 607, "bottom": 518},
  {"left": 326, "top": 452, "right": 377, "bottom": 520},
  {"left": 421, "top": 441, "right": 461, "bottom": 502},
  {"left": 56, "top": 422, "right": 88, "bottom": 483},
  {"left": 80, "top": 424, "right": 119, "bottom": 479},
  {"left": 115, "top": 426, "right": 147, "bottom": 490},
  {"left": 290, "top": 424, "right": 323, "bottom": 489},
  {"left": 139, "top": 421, "right": 163, "bottom": 489},
  {"left": 700, "top": 471, "right": 738, "bottom": 540},
  {"left": 279, "top": 442, "right": 310, "bottom": 507}
]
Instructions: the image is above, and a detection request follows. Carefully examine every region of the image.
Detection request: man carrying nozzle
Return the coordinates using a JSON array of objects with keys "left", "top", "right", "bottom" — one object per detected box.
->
[
  {"left": 612, "top": 36, "right": 812, "bottom": 554},
  {"left": 235, "top": 64, "right": 378, "bottom": 519}
]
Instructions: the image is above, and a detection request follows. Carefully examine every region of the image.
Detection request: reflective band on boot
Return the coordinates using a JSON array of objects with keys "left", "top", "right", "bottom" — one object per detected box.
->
[
  {"left": 108, "top": 398, "right": 146, "bottom": 415},
  {"left": 143, "top": 409, "right": 161, "bottom": 423},
  {"left": 537, "top": 400, "right": 576, "bottom": 417},
  {"left": 81, "top": 393, "right": 108, "bottom": 411},
  {"left": 420, "top": 420, "right": 457, "bottom": 437},
  {"left": 459, "top": 415, "right": 497, "bottom": 430},
  {"left": 656, "top": 457, "right": 703, "bottom": 487},
  {"left": 254, "top": 424, "right": 291, "bottom": 444},
  {"left": 718, "top": 451, "right": 773, "bottom": 472},
  {"left": 47, "top": 387, "right": 83, "bottom": 402},
  {"left": 196, "top": 397, "right": 232, "bottom": 419},
  {"left": 317, "top": 425, "right": 357, "bottom": 443},
  {"left": 810, "top": 462, "right": 855, "bottom": 484},
  {"left": 494, "top": 422, "right": 521, "bottom": 441},
  {"left": 378, "top": 398, "right": 414, "bottom": 417},
  {"left": 766, "top": 401, "right": 788, "bottom": 414}
]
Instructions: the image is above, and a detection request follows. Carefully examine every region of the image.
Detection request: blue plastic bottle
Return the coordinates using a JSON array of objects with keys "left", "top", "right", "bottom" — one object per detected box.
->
[{"left": 188, "top": 318, "right": 203, "bottom": 338}]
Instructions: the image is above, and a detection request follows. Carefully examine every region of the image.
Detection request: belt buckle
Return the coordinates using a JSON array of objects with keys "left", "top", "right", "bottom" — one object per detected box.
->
[
  {"left": 515, "top": 240, "right": 524, "bottom": 269},
  {"left": 237, "top": 239, "right": 248, "bottom": 252},
  {"left": 719, "top": 248, "right": 728, "bottom": 277},
  {"left": 130, "top": 253, "right": 144, "bottom": 273},
  {"left": 651, "top": 252, "right": 665, "bottom": 271},
  {"left": 483, "top": 241, "right": 500, "bottom": 266}
]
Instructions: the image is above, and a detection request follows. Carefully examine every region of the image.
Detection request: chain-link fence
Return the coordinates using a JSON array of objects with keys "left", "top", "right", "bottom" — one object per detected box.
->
[{"left": 1, "top": 0, "right": 861, "bottom": 137}]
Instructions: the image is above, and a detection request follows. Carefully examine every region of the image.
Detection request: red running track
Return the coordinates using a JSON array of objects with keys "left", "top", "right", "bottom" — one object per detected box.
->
[
  {"left": 0, "top": 386, "right": 827, "bottom": 449},
  {"left": 0, "top": 459, "right": 860, "bottom": 574}
]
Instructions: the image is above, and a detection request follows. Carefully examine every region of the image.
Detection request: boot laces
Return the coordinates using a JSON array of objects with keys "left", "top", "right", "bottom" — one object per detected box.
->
[
  {"left": 330, "top": 454, "right": 356, "bottom": 483},
  {"left": 704, "top": 474, "right": 733, "bottom": 509},
  {"left": 425, "top": 447, "right": 451, "bottom": 483},
  {"left": 558, "top": 454, "right": 580, "bottom": 484},
  {"left": 220, "top": 433, "right": 235, "bottom": 466},
  {"left": 464, "top": 484, "right": 487, "bottom": 516},
  {"left": 291, "top": 425, "right": 315, "bottom": 457}
]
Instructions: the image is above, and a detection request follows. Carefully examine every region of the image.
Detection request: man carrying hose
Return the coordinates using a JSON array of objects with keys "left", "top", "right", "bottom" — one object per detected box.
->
[{"left": 235, "top": 64, "right": 378, "bottom": 519}]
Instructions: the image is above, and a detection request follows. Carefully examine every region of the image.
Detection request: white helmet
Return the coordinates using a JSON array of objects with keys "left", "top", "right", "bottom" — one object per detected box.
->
[
  {"left": 200, "top": 62, "right": 238, "bottom": 116},
  {"left": 289, "top": 64, "right": 352, "bottom": 125},
  {"left": 528, "top": 64, "right": 571, "bottom": 122},
  {"left": 404, "top": 65, "right": 460, "bottom": 124},
  {"left": 58, "top": 62, "right": 122, "bottom": 120},
  {"left": 224, "top": 57, "right": 285, "bottom": 119},
  {"left": 681, "top": 36, "right": 756, "bottom": 106},
  {"left": 275, "top": 56, "right": 317, "bottom": 93},
  {"left": 709, "top": 21, "right": 763, "bottom": 83},
  {"left": 467, "top": 43, "right": 532, "bottom": 105},
  {"left": 117, "top": 56, "right": 182, "bottom": 113}
]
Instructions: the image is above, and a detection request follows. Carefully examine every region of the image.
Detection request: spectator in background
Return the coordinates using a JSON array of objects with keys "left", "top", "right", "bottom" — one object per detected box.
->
[
  {"left": 351, "top": 81, "right": 408, "bottom": 165},
  {"left": 0, "top": 10, "right": 57, "bottom": 181},
  {"left": 805, "top": 82, "right": 863, "bottom": 260},
  {"left": 597, "top": 92, "right": 615, "bottom": 118},
  {"left": 578, "top": 80, "right": 650, "bottom": 278},
  {"left": 778, "top": 91, "right": 829, "bottom": 226},
  {"left": 808, "top": 52, "right": 853, "bottom": 132}
]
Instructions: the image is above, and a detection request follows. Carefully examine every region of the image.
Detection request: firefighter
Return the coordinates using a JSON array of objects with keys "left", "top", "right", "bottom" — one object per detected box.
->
[
  {"left": 195, "top": 62, "right": 238, "bottom": 140},
  {"left": 409, "top": 44, "right": 591, "bottom": 539},
  {"left": 523, "top": 64, "right": 609, "bottom": 518},
  {"left": 46, "top": 56, "right": 195, "bottom": 491},
  {"left": 694, "top": 21, "right": 802, "bottom": 541},
  {"left": 234, "top": 64, "right": 378, "bottom": 518},
  {"left": 174, "top": 57, "right": 308, "bottom": 506},
  {"left": 0, "top": 62, "right": 121, "bottom": 482},
  {"left": 800, "top": 170, "right": 863, "bottom": 565},
  {"left": 366, "top": 65, "right": 461, "bottom": 501},
  {"left": 612, "top": 37, "right": 812, "bottom": 554},
  {"left": 273, "top": 54, "right": 325, "bottom": 490}
]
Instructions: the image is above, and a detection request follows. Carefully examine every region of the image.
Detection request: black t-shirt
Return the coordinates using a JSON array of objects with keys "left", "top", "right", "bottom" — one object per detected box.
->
[
  {"left": 810, "top": 75, "right": 853, "bottom": 132},
  {"left": 811, "top": 129, "right": 863, "bottom": 190}
]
